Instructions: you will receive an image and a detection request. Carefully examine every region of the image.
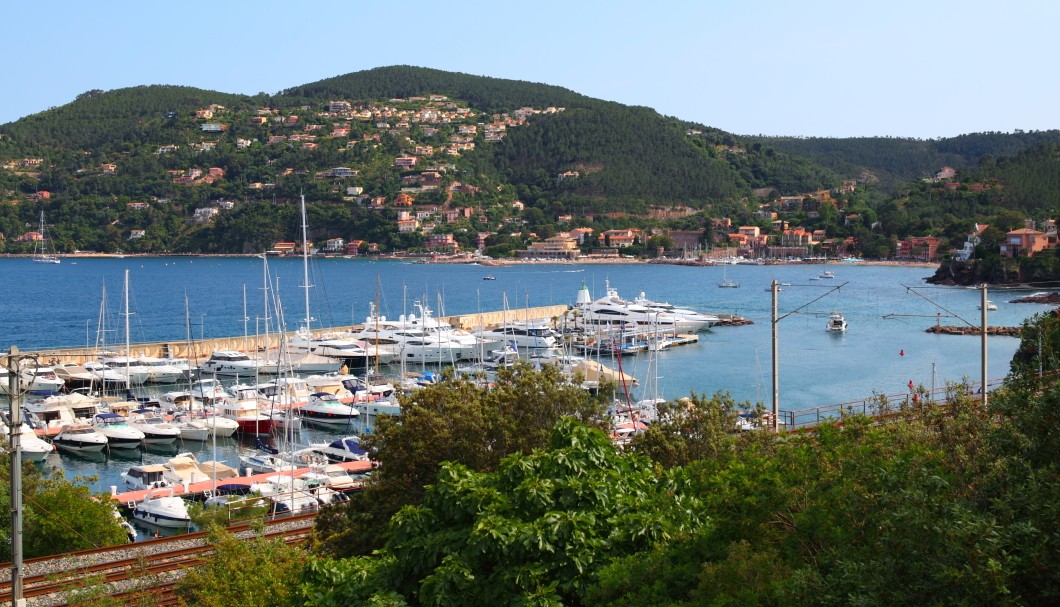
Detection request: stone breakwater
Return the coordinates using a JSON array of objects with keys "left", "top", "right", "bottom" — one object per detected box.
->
[{"left": 926, "top": 325, "right": 1022, "bottom": 337}]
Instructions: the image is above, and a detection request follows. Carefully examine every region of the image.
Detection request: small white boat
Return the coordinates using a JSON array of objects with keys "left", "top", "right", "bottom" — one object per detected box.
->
[
  {"left": 121, "top": 463, "right": 172, "bottom": 491},
  {"left": 170, "top": 413, "right": 211, "bottom": 442},
  {"left": 978, "top": 300, "right": 998, "bottom": 311},
  {"left": 717, "top": 278, "right": 740, "bottom": 288},
  {"left": 52, "top": 422, "right": 109, "bottom": 453},
  {"left": 0, "top": 421, "right": 55, "bottom": 461},
  {"left": 92, "top": 412, "right": 146, "bottom": 449},
  {"left": 299, "top": 392, "right": 360, "bottom": 427},
  {"left": 826, "top": 311, "right": 848, "bottom": 332},
  {"left": 127, "top": 411, "right": 181, "bottom": 444},
  {"left": 130, "top": 487, "right": 191, "bottom": 529},
  {"left": 819, "top": 270, "right": 836, "bottom": 279}
]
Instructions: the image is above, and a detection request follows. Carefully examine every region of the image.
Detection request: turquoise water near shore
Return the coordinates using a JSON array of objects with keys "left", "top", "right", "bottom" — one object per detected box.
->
[{"left": 1, "top": 257, "right": 1052, "bottom": 513}]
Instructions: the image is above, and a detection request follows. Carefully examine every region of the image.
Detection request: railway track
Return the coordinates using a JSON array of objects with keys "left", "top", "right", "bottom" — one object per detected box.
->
[{"left": 0, "top": 513, "right": 316, "bottom": 606}]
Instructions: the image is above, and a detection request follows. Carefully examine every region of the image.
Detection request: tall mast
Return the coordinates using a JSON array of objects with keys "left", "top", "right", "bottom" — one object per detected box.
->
[{"left": 300, "top": 194, "right": 313, "bottom": 333}]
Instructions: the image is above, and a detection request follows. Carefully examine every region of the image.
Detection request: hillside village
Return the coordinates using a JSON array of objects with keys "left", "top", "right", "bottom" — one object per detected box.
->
[{"left": 2, "top": 69, "right": 1058, "bottom": 271}]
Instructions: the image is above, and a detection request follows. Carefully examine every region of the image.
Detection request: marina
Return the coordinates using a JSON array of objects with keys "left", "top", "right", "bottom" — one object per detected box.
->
[{"left": 1, "top": 257, "right": 1054, "bottom": 537}]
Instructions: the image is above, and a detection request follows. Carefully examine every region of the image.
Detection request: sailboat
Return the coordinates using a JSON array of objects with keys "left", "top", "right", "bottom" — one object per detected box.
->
[
  {"left": 717, "top": 266, "right": 739, "bottom": 288},
  {"left": 285, "top": 195, "right": 344, "bottom": 375},
  {"left": 32, "top": 210, "right": 60, "bottom": 264}
]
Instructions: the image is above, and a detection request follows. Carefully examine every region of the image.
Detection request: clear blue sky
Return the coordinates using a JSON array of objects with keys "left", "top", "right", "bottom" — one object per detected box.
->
[{"left": 3, "top": 0, "right": 1055, "bottom": 139}]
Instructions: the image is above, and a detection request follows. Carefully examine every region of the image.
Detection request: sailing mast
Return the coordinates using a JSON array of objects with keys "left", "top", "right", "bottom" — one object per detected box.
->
[{"left": 299, "top": 194, "right": 314, "bottom": 335}]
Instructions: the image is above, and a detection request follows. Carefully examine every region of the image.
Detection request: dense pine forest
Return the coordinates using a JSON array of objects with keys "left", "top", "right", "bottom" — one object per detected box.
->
[{"left": 0, "top": 66, "right": 1058, "bottom": 260}]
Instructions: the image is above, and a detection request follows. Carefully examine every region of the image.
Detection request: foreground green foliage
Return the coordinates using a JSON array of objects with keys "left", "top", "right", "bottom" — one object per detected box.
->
[
  {"left": 0, "top": 461, "right": 129, "bottom": 560},
  {"left": 186, "top": 312, "right": 1060, "bottom": 606},
  {"left": 300, "top": 419, "right": 703, "bottom": 606},
  {"left": 313, "top": 361, "right": 611, "bottom": 557},
  {"left": 175, "top": 523, "right": 307, "bottom": 607}
]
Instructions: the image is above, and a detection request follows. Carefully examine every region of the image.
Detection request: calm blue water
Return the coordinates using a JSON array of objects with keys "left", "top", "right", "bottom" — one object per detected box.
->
[{"left": 1, "top": 257, "right": 1052, "bottom": 511}]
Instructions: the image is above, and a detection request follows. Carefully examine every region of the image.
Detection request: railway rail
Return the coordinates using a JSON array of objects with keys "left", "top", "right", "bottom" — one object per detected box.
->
[{"left": 0, "top": 513, "right": 316, "bottom": 606}]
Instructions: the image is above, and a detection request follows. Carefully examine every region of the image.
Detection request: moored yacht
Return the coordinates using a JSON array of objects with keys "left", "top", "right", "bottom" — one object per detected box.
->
[
  {"left": 299, "top": 392, "right": 360, "bottom": 427},
  {"left": 92, "top": 413, "right": 146, "bottom": 449},
  {"left": 474, "top": 321, "right": 558, "bottom": 350},
  {"left": 52, "top": 422, "right": 109, "bottom": 453},
  {"left": 127, "top": 410, "right": 181, "bottom": 444},
  {"left": 130, "top": 487, "right": 191, "bottom": 529},
  {"left": 200, "top": 350, "right": 286, "bottom": 378},
  {"left": 826, "top": 311, "right": 848, "bottom": 332}
]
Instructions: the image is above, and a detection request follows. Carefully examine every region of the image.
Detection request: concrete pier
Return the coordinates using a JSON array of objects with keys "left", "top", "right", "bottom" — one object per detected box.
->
[{"left": 25, "top": 305, "right": 573, "bottom": 364}]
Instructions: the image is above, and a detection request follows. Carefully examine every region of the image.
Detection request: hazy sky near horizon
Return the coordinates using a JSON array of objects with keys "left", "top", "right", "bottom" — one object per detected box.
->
[{"left": 3, "top": 0, "right": 1055, "bottom": 139}]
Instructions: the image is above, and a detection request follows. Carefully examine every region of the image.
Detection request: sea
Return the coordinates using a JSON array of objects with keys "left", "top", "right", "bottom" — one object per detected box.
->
[{"left": 1, "top": 256, "right": 1053, "bottom": 536}]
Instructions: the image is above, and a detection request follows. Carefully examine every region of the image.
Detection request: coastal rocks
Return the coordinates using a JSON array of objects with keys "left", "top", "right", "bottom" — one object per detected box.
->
[
  {"left": 714, "top": 314, "right": 753, "bottom": 326},
  {"left": 1009, "top": 292, "right": 1060, "bottom": 304},
  {"left": 926, "top": 325, "right": 1022, "bottom": 337}
]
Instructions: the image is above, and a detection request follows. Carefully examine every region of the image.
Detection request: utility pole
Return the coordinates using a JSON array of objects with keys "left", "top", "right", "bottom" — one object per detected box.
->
[
  {"left": 981, "top": 283, "right": 988, "bottom": 406},
  {"left": 771, "top": 280, "right": 779, "bottom": 433},
  {"left": 5, "top": 346, "right": 26, "bottom": 607}
]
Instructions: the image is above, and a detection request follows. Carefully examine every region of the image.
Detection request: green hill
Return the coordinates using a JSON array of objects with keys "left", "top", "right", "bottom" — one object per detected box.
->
[
  {"left": 748, "top": 131, "right": 1060, "bottom": 189},
  {"left": 0, "top": 66, "right": 1055, "bottom": 256}
]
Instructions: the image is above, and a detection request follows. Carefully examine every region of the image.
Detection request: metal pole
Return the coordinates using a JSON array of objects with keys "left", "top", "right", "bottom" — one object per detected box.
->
[
  {"left": 771, "top": 280, "right": 779, "bottom": 433},
  {"left": 981, "top": 284, "right": 988, "bottom": 406},
  {"left": 7, "top": 346, "right": 25, "bottom": 607}
]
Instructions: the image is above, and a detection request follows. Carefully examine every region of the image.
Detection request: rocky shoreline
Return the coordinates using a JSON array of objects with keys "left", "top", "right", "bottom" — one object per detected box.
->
[{"left": 926, "top": 325, "right": 1023, "bottom": 337}]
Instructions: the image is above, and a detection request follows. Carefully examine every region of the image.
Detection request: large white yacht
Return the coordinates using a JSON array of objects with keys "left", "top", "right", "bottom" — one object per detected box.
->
[
  {"left": 573, "top": 284, "right": 708, "bottom": 333},
  {"left": 199, "top": 350, "right": 287, "bottom": 378},
  {"left": 630, "top": 292, "right": 719, "bottom": 330},
  {"left": 474, "top": 321, "right": 558, "bottom": 350},
  {"left": 348, "top": 303, "right": 483, "bottom": 363}
]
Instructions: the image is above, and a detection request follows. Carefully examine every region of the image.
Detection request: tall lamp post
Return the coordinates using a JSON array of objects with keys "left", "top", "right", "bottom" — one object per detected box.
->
[{"left": 5, "top": 346, "right": 27, "bottom": 607}]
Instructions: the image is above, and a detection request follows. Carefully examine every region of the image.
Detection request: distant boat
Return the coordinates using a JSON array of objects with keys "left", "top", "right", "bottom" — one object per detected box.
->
[
  {"left": 717, "top": 268, "right": 739, "bottom": 288},
  {"left": 32, "top": 211, "right": 61, "bottom": 264},
  {"left": 978, "top": 300, "right": 998, "bottom": 311},
  {"left": 483, "top": 275, "right": 496, "bottom": 280},
  {"left": 826, "top": 311, "right": 848, "bottom": 332},
  {"left": 819, "top": 270, "right": 836, "bottom": 279}
]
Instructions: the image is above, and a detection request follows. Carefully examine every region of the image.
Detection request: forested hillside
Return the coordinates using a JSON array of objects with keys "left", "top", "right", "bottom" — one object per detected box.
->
[
  {"left": 749, "top": 130, "right": 1060, "bottom": 189},
  {"left": 0, "top": 66, "right": 1055, "bottom": 257}
]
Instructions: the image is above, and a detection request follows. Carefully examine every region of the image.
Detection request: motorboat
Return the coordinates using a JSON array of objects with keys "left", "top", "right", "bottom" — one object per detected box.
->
[
  {"left": 456, "top": 345, "right": 520, "bottom": 380},
  {"left": 22, "top": 392, "right": 101, "bottom": 430},
  {"left": 91, "top": 413, "right": 145, "bottom": 449},
  {"left": 298, "top": 392, "right": 360, "bottom": 427},
  {"left": 51, "top": 362, "right": 99, "bottom": 391},
  {"left": 253, "top": 476, "right": 319, "bottom": 516},
  {"left": 201, "top": 411, "right": 240, "bottom": 437},
  {"left": 348, "top": 302, "right": 485, "bottom": 363},
  {"left": 98, "top": 355, "right": 151, "bottom": 386},
  {"left": 121, "top": 463, "right": 172, "bottom": 491},
  {"left": 312, "top": 435, "right": 369, "bottom": 463},
  {"left": 170, "top": 412, "right": 211, "bottom": 442},
  {"left": 82, "top": 361, "right": 129, "bottom": 390},
  {"left": 978, "top": 300, "right": 999, "bottom": 311},
  {"left": 573, "top": 284, "right": 705, "bottom": 333},
  {"left": 286, "top": 330, "right": 383, "bottom": 368},
  {"left": 52, "top": 422, "right": 109, "bottom": 453},
  {"left": 474, "top": 321, "right": 558, "bottom": 350},
  {"left": 203, "top": 483, "right": 261, "bottom": 509},
  {"left": 219, "top": 390, "right": 273, "bottom": 435},
  {"left": 0, "top": 420, "right": 55, "bottom": 461},
  {"left": 299, "top": 463, "right": 362, "bottom": 491},
  {"left": 819, "top": 270, "right": 836, "bottom": 279},
  {"left": 239, "top": 439, "right": 297, "bottom": 475},
  {"left": 826, "top": 311, "right": 848, "bottom": 332},
  {"left": 164, "top": 452, "right": 239, "bottom": 485},
  {"left": 18, "top": 366, "right": 66, "bottom": 395},
  {"left": 135, "top": 356, "right": 185, "bottom": 384},
  {"left": 129, "top": 487, "right": 191, "bottom": 529},
  {"left": 127, "top": 410, "right": 181, "bottom": 444},
  {"left": 631, "top": 292, "right": 720, "bottom": 330},
  {"left": 199, "top": 350, "right": 286, "bottom": 378}
]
